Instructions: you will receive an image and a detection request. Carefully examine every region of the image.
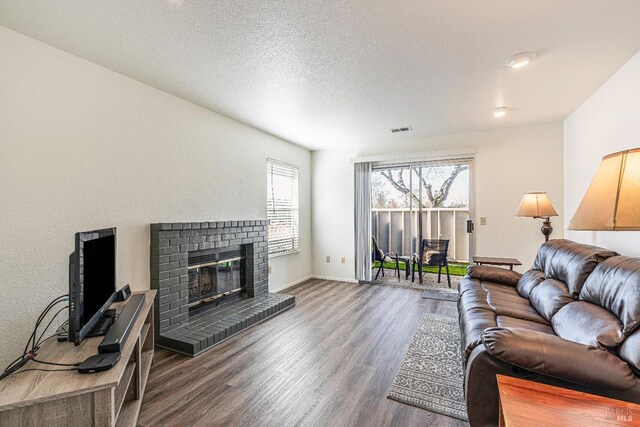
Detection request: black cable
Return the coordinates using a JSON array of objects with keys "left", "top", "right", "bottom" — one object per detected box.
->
[
  {"left": 35, "top": 333, "right": 59, "bottom": 347},
  {"left": 35, "top": 322, "right": 67, "bottom": 348},
  {"left": 1, "top": 367, "right": 77, "bottom": 379},
  {"left": 30, "top": 296, "right": 66, "bottom": 340},
  {"left": 34, "top": 306, "right": 69, "bottom": 348},
  {"left": 0, "top": 355, "right": 30, "bottom": 381},
  {"left": 24, "top": 296, "right": 68, "bottom": 355},
  {"left": 23, "top": 302, "right": 60, "bottom": 355},
  {"left": 0, "top": 294, "right": 70, "bottom": 382},
  {"left": 29, "top": 306, "right": 78, "bottom": 368},
  {"left": 32, "top": 296, "right": 68, "bottom": 348},
  {"left": 31, "top": 358, "right": 80, "bottom": 367}
]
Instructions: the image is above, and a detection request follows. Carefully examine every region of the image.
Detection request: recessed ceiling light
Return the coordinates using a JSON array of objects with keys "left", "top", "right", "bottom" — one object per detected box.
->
[
  {"left": 505, "top": 52, "right": 536, "bottom": 69},
  {"left": 493, "top": 107, "right": 509, "bottom": 118}
]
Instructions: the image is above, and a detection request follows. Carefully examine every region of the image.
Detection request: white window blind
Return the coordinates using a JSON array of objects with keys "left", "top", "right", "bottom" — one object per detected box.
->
[{"left": 267, "top": 159, "right": 299, "bottom": 256}]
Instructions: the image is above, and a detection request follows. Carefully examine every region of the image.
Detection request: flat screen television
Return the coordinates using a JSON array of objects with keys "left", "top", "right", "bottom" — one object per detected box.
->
[{"left": 68, "top": 227, "right": 117, "bottom": 345}]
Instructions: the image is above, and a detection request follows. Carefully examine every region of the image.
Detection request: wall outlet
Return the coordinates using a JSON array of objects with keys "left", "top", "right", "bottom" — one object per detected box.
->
[
  {"left": 326, "top": 256, "right": 331, "bottom": 263},
  {"left": 340, "top": 257, "right": 346, "bottom": 264},
  {"left": 268, "top": 265, "right": 272, "bottom": 274},
  {"left": 480, "top": 217, "right": 487, "bottom": 225}
]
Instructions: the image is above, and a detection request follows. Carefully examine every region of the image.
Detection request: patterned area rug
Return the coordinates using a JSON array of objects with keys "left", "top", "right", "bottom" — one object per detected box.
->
[
  {"left": 388, "top": 313, "right": 468, "bottom": 421},
  {"left": 421, "top": 288, "right": 459, "bottom": 302}
]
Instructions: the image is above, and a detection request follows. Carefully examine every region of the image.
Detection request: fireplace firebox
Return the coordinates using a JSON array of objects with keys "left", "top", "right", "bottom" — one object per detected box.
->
[{"left": 188, "top": 246, "right": 245, "bottom": 309}]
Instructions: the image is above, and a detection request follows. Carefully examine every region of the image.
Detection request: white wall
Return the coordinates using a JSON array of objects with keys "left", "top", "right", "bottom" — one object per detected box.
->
[
  {"left": 564, "top": 50, "right": 640, "bottom": 256},
  {"left": 0, "top": 26, "right": 311, "bottom": 367},
  {"left": 312, "top": 123, "right": 564, "bottom": 280}
]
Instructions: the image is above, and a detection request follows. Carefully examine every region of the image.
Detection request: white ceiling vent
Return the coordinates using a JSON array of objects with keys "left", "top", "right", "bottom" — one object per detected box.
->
[{"left": 390, "top": 126, "right": 412, "bottom": 133}]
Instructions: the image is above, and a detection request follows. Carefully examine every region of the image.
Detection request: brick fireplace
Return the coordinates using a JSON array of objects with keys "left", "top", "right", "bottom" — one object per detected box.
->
[{"left": 150, "top": 221, "right": 295, "bottom": 356}]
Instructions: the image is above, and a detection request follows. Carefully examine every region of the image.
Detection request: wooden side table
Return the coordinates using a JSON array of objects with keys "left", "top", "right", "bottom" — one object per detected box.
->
[
  {"left": 497, "top": 374, "right": 640, "bottom": 426},
  {"left": 472, "top": 256, "right": 522, "bottom": 270},
  {"left": 0, "top": 290, "right": 156, "bottom": 427}
]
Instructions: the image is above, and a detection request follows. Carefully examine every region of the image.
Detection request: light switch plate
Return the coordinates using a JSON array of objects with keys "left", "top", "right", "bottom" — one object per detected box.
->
[
  {"left": 326, "top": 256, "right": 331, "bottom": 263},
  {"left": 480, "top": 217, "right": 487, "bottom": 225}
]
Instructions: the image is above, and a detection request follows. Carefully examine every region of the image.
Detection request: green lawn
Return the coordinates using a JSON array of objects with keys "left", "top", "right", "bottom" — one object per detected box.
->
[{"left": 373, "top": 260, "right": 468, "bottom": 277}]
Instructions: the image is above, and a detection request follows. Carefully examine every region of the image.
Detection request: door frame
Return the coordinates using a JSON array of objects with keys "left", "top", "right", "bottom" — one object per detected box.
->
[{"left": 371, "top": 154, "right": 476, "bottom": 263}]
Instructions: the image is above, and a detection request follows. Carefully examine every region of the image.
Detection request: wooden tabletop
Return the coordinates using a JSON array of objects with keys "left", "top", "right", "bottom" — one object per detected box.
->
[
  {"left": 497, "top": 374, "right": 640, "bottom": 426},
  {"left": 0, "top": 290, "right": 156, "bottom": 411},
  {"left": 472, "top": 256, "right": 522, "bottom": 266}
]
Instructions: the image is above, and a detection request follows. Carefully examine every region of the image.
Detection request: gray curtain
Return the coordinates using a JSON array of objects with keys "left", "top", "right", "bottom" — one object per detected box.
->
[{"left": 354, "top": 162, "right": 372, "bottom": 282}]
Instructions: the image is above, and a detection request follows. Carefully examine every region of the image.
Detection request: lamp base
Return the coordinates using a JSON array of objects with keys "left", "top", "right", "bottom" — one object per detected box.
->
[{"left": 541, "top": 218, "right": 553, "bottom": 242}]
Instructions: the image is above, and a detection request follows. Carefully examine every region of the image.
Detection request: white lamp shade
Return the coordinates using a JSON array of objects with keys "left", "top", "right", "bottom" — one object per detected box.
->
[
  {"left": 516, "top": 192, "right": 558, "bottom": 218},
  {"left": 569, "top": 148, "right": 640, "bottom": 231}
]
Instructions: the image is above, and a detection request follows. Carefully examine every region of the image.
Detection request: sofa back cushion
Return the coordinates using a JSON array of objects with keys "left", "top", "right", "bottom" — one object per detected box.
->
[
  {"left": 529, "top": 279, "right": 574, "bottom": 321},
  {"left": 532, "top": 239, "right": 617, "bottom": 297},
  {"left": 552, "top": 301, "right": 625, "bottom": 349},
  {"left": 516, "top": 270, "right": 545, "bottom": 299},
  {"left": 580, "top": 256, "right": 640, "bottom": 335}
]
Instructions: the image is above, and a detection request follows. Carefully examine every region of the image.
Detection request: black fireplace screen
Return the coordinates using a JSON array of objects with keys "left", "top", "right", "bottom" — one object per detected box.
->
[{"left": 188, "top": 247, "right": 245, "bottom": 306}]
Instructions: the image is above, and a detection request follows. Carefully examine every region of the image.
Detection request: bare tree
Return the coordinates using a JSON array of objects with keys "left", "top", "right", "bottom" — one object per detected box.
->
[{"left": 380, "top": 165, "right": 469, "bottom": 208}]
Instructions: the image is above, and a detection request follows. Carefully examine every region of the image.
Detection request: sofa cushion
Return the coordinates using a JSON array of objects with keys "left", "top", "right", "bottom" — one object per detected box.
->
[
  {"left": 528, "top": 278, "right": 575, "bottom": 321},
  {"left": 552, "top": 301, "right": 625, "bottom": 349},
  {"left": 481, "top": 282, "right": 521, "bottom": 298},
  {"left": 458, "top": 277, "right": 480, "bottom": 297},
  {"left": 466, "top": 265, "right": 522, "bottom": 287},
  {"left": 458, "top": 275, "right": 550, "bottom": 326},
  {"left": 580, "top": 256, "right": 640, "bottom": 335},
  {"left": 460, "top": 307, "right": 497, "bottom": 363},
  {"left": 619, "top": 330, "right": 640, "bottom": 376},
  {"left": 458, "top": 286, "right": 492, "bottom": 315},
  {"left": 460, "top": 273, "right": 523, "bottom": 301},
  {"left": 516, "top": 269, "right": 545, "bottom": 299},
  {"left": 486, "top": 290, "right": 549, "bottom": 325},
  {"left": 481, "top": 327, "right": 637, "bottom": 391},
  {"left": 531, "top": 239, "right": 618, "bottom": 297},
  {"left": 496, "top": 315, "right": 555, "bottom": 334}
]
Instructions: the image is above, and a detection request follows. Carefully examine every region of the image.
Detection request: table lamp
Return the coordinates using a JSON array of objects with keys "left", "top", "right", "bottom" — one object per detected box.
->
[
  {"left": 569, "top": 148, "right": 640, "bottom": 230},
  {"left": 516, "top": 192, "right": 558, "bottom": 241}
]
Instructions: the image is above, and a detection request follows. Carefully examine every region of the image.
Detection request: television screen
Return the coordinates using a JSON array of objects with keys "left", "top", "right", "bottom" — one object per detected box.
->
[
  {"left": 68, "top": 227, "right": 117, "bottom": 344},
  {"left": 81, "top": 233, "right": 116, "bottom": 325}
]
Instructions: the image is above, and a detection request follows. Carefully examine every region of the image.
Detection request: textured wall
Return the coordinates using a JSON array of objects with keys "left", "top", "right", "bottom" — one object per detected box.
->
[
  {"left": 564, "top": 50, "right": 640, "bottom": 255},
  {"left": 312, "top": 123, "right": 564, "bottom": 280},
  {"left": 0, "top": 27, "right": 311, "bottom": 368}
]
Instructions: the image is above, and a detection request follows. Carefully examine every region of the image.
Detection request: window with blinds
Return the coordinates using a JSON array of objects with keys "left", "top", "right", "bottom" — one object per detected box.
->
[{"left": 267, "top": 159, "right": 300, "bottom": 256}]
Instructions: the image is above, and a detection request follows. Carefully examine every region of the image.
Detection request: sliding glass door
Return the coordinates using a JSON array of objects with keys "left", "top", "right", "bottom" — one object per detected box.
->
[
  {"left": 371, "top": 159, "right": 473, "bottom": 280},
  {"left": 371, "top": 165, "right": 414, "bottom": 256}
]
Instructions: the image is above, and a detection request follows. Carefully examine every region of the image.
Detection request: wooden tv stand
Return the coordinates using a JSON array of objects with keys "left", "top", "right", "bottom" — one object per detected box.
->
[{"left": 0, "top": 290, "right": 156, "bottom": 427}]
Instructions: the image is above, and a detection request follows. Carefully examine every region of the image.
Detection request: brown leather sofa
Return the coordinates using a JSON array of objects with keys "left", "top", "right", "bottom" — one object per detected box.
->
[{"left": 458, "top": 239, "right": 640, "bottom": 426}]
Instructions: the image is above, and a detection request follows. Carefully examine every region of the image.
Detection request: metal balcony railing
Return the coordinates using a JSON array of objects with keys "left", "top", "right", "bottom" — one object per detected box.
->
[{"left": 372, "top": 208, "right": 470, "bottom": 262}]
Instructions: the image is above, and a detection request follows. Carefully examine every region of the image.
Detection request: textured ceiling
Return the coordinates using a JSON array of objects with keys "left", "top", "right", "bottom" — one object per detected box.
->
[{"left": 1, "top": 1, "right": 640, "bottom": 150}]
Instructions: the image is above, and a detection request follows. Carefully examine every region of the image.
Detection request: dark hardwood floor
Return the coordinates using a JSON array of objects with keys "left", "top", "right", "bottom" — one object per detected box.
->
[{"left": 139, "top": 279, "right": 468, "bottom": 427}]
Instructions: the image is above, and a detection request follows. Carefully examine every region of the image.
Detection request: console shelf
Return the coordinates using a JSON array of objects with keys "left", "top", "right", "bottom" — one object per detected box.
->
[
  {"left": 0, "top": 290, "right": 156, "bottom": 427},
  {"left": 114, "top": 361, "right": 136, "bottom": 419}
]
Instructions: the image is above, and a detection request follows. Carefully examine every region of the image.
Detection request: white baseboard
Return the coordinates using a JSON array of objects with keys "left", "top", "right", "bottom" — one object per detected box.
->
[
  {"left": 270, "top": 275, "right": 314, "bottom": 293},
  {"left": 310, "top": 275, "right": 358, "bottom": 284}
]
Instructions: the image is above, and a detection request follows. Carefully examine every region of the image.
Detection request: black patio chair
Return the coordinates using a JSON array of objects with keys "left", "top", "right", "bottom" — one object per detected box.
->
[
  {"left": 371, "top": 236, "right": 400, "bottom": 280},
  {"left": 414, "top": 239, "right": 451, "bottom": 287}
]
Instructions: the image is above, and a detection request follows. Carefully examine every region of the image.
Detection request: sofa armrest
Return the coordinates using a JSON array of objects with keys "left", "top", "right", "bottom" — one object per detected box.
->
[
  {"left": 466, "top": 265, "right": 522, "bottom": 287},
  {"left": 481, "top": 327, "right": 637, "bottom": 391}
]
